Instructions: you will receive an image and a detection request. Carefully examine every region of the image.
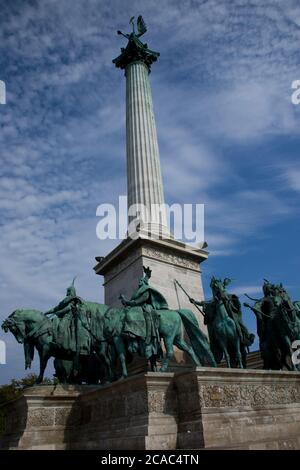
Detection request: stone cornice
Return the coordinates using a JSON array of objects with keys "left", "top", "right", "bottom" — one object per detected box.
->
[
  {"left": 113, "top": 34, "right": 159, "bottom": 72},
  {"left": 94, "top": 235, "right": 208, "bottom": 276}
]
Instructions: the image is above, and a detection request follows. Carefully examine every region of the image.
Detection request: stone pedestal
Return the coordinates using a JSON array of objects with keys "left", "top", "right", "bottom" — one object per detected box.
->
[
  {"left": 94, "top": 234, "right": 208, "bottom": 332},
  {"left": 94, "top": 234, "right": 208, "bottom": 367},
  {"left": 1, "top": 368, "right": 300, "bottom": 450},
  {"left": 176, "top": 368, "right": 300, "bottom": 450},
  {"left": 0, "top": 385, "right": 93, "bottom": 450},
  {"left": 0, "top": 374, "right": 177, "bottom": 450}
]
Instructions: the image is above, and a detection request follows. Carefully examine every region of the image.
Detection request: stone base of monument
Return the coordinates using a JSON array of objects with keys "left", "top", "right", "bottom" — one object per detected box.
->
[
  {"left": 94, "top": 235, "right": 209, "bottom": 367},
  {"left": 1, "top": 368, "right": 300, "bottom": 450},
  {"left": 94, "top": 234, "right": 208, "bottom": 335}
]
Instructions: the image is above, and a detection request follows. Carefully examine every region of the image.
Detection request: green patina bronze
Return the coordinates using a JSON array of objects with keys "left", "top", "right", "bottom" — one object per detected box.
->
[
  {"left": 3, "top": 269, "right": 300, "bottom": 382},
  {"left": 114, "top": 266, "right": 217, "bottom": 374},
  {"left": 244, "top": 280, "right": 300, "bottom": 370},
  {"left": 119, "top": 266, "right": 168, "bottom": 360},
  {"left": 2, "top": 270, "right": 216, "bottom": 384},
  {"left": 1, "top": 299, "right": 112, "bottom": 384},
  {"left": 113, "top": 16, "right": 160, "bottom": 71},
  {"left": 190, "top": 277, "right": 255, "bottom": 368}
]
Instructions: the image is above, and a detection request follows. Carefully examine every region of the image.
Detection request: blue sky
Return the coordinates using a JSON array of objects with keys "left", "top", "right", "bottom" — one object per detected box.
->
[{"left": 1, "top": 0, "right": 300, "bottom": 384}]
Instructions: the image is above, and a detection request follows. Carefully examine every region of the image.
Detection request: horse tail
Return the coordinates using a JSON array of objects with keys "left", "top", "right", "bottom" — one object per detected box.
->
[{"left": 178, "top": 309, "right": 217, "bottom": 367}]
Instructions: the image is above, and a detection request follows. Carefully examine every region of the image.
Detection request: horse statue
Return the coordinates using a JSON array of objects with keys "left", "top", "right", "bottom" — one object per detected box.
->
[
  {"left": 191, "top": 277, "right": 254, "bottom": 368},
  {"left": 2, "top": 270, "right": 217, "bottom": 383},
  {"left": 1, "top": 301, "right": 112, "bottom": 384},
  {"left": 244, "top": 281, "right": 300, "bottom": 371},
  {"left": 102, "top": 266, "right": 217, "bottom": 377},
  {"left": 273, "top": 284, "right": 300, "bottom": 370},
  {"left": 100, "top": 305, "right": 217, "bottom": 378},
  {"left": 2, "top": 302, "right": 216, "bottom": 383}
]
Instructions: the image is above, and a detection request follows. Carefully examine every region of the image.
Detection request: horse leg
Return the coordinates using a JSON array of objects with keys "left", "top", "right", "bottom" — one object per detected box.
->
[
  {"left": 37, "top": 345, "right": 50, "bottom": 383},
  {"left": 149, "top": 355, "right": 158, "bottom": 372},
  {"left": 220, "top": 341, "right": 231, "bottom": 368},
  {"left": 241, "top": 345, "right": 247, "bottom": 369},
  {"left": 103, "top": 351, "right": 114, "bottom": 382},
  {"left": 235, "top": 339, "right": 243, "bottom": 369},
  {"left": 113, "top": 336, "right": 128, "bottom": 378},
  {"left": 283, "top": 351, "right": 295, "bottom": 371},
  {"left": 174, "top": 334, "right": 201, "bottom": 366},
  {"left": 280, "top": 347, "right": 293, "bottom": 371},
  {"left": 95, "top": 342, "right": 113, "bottom": 382},
  {"left": 102, "top": 351, "right": 114, "bottom": 382},
  {"left": 160, "top": 336, "right": 174, "bottom": 372}
]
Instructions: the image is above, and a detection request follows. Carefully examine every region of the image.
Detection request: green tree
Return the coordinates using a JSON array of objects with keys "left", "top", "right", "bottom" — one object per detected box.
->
[{"left": 0, "top": 374, "right": 53, "bottom": 406}]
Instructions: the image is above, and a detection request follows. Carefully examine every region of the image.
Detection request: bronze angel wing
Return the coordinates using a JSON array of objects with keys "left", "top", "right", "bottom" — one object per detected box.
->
[{"left": 137, "top": 15, "right": 147, "bottom": 37}]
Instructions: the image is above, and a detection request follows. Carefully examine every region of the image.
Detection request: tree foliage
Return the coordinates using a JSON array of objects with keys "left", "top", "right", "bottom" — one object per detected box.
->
[{"left": 0, "top": 374, "right": 53, "bottom": 406}]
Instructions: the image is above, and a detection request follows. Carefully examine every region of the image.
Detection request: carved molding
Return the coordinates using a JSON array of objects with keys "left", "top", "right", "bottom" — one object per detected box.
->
[
  {"left": 198, "top": 383, "right": 300, "bottom": 408},
  {"left": 104, "top": 244, "right": 200, "bottom": 284},
  {"left": 142, "top": 246, "right": 199, "bottom": 271}
]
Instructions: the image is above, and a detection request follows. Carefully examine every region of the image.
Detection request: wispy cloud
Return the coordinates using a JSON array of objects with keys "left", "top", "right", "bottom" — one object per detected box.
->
[
  {"left": 283, "top": 168, "right": 300, "bottom": 192},
  {"left": 1, "top": 0, "right": 300, "bottom": 382},
  {"left": 228, "top": 285, "right": 262, "bottom": 297}
]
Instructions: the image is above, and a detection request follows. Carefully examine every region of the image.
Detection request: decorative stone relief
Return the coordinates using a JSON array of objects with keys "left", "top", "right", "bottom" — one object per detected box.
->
[
  {"left": 199, "top": 383, "right": 300, "bottom": 408},
  {"left": 148, "top": 389, "right": 177, "bottom": 414},
  {"left": 54, "top": 406, "right": 81, "bottom": 426},
  {"left": 104, "top": 243, "right": 200, "bottom": 283},
  {"left": 27, "top": 408, "right": 54, "bottom": 427},
  {"left": 142, "top": 246, "right": 199, "bottom": 271},
  {"left": 148, "top": 390, "right": 166, "bottom": 413}
]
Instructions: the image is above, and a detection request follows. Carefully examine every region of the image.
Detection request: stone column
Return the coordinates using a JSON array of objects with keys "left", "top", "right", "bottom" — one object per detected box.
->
[
  {"left": 112, "top": 26, "right": 169, "bottom": 239},
  {"left": 125, "top": 61, "right": 168, "bottom": 237},
  {"left": 96, "top": 23, "right": 209, "bottom": 338}
]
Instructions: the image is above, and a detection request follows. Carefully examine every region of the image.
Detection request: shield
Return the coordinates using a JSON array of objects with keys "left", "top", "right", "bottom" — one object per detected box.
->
[{"left": 123, "top": 306, "right": 146, "bottom": 339}]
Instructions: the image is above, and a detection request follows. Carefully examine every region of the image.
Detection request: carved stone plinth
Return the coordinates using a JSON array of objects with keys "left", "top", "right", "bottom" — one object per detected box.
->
[
  {"left": 176, "top": 368, "right": 300, "bottom": 450},
  {"left": 0, "top": 385, "right": 95, "bottom": 450},
  {"left": 0, "top": 373, "right": 177, "bottom": 450},
  {"left": 1, "top": 368, "right": 299, "bottom": 450}
]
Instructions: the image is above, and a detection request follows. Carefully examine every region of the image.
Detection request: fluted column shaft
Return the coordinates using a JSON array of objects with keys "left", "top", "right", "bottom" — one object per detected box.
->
[{"left": 125, "top": 61, "right": 168, "bottom": 235}]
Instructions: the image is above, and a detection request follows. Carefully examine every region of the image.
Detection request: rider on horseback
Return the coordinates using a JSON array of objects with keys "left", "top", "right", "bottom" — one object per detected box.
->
[
  {"left": 214, "top": 279, "right": 255, "bottom": 348},
  {"left": 119, "top": 266, "right": 168, "bottom": 358},
  {"left": 45, "top": 278, "right": 91, "bottom": 375},
  {"left": 191, "top": 277, "right": 255, "bottom": 349},
  {"left": 244, "top": 280, "right": 300, "bottom": 370}
]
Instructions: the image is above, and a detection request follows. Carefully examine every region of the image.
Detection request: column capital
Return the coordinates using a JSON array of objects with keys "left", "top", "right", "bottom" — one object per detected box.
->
[{"left": 113, "top": 29, "right": 159, "bottom": 73}]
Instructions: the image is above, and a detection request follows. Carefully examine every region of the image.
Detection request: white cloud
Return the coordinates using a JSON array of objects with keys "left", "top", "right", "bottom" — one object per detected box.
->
[
  {"left": 284, "top": 169, "right": 300, "bottom": 192},
  {"left": 228, "top": 285, "right": 262, "bottom": 297},
  {"left": 1, "top": 0, "right": 300, "bottom": 383}
]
